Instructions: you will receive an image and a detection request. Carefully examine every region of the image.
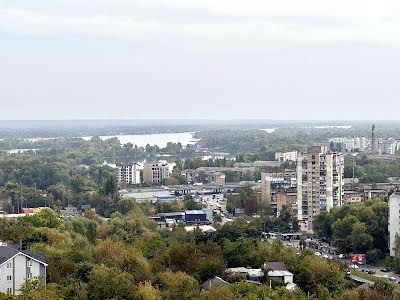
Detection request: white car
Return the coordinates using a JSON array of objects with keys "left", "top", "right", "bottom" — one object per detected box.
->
[
  {"left": 350, "top": 264, "right": 359, "bottom": 269},
  {"left": 315, "top": 252, "right": 322, "bottom": 256},
  {"left": 338, "top": 254, "right": 346, "bottom": 259},
  {"left": 323, "top": 254, "right": 329, "bottom": 259}
]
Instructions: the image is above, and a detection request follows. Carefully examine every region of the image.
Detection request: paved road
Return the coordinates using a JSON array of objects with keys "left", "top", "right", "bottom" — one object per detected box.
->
[{"left": 278, "top": 239, "right": 400, "bottom": 283}]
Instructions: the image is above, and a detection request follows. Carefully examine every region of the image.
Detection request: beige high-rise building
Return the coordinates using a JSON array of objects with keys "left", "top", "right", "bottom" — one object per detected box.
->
[
  {"left": 143, "top": 161, "right": 170, "bottom": 184},
  {"left": 296, "top": 146, "right": 344, "bottom": 232}
]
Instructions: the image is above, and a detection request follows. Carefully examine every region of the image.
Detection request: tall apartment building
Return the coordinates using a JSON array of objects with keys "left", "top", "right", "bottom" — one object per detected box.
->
[
  {"left": 143, "top": 161, "right": 170, "bottom": 184},
  {"left": 116, "top": 163, "right": 141, "bottom": 185},
  {"left": 275, "top": 151, "right": 298, "bottom": 162},
  {"left": 296, "top": 146, "right": 344, "bottom": 231},
  {"left": 389, "top": 193, "right": 400, "bottom": 256}
]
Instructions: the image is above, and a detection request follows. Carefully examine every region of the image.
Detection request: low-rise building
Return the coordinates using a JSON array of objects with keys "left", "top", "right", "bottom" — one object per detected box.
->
[
  {"left": 264, "top": 262, "right": 294, "bottom": 285},
  {"left": 60, "top": 205, "right": 82, "bottom": 219},
  {"left": 183, "top": 170, "right": 225, "bottom": 185},
  {"left": 226, "top": 267, "right": 264, "bottom": 282},
  {"left": 343, "top": 191, "right": 364, "bottom": 205},
  {"left": 201, "top": 276, "right": 230, "bottom": 291},
  {"left": 185, "top": 210, "right": 208, "bottom": 225},
  {"left": 364, "top": 189, "right": 388, "bottom": 200},
  {"left": 0, "top": 244, "right": 47, "bottom": 294},
  {"left": 156, "top": 209, "right": 212, "bottom": 226}
]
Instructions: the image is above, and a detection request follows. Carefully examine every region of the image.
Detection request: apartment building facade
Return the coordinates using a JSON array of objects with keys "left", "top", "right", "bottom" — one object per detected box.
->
[
  {"left": 143, "top": 161, "right": 170, "bottom": 184},
  {"left": 389, "top": 193, "right": 400, "bottom": 257},
  {"left": 296, "top": 146, "right": 344, "bottom": 231},
  {"left": 275, "top": 151, "right": 298, "bottom": 162},
  {"left": 116, "top": 163, "right": 141, "bottom": 185},
  {"left": 260, "top": 171, "right": 297, "bottom": 216}
]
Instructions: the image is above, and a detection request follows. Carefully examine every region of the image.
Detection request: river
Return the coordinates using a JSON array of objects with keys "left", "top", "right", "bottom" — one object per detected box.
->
[{"left": 80, "top": 132, "right": 199, "bottom": 148}]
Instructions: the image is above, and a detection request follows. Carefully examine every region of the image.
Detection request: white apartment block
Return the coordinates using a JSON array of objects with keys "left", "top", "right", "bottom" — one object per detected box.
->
[
  {"left": 328, "top": 137, "right": 369, "bottom": 152},
  {"left": 275, "top": 151, "right": 298, "bottom": 162},
  {"left": 389, "top": 193, "right": 400, "bottom": 257},
  {"left": 116, "top": 163, "right": 141, "bottom": 185},
  {"left": 297, "top": 146, "right": 344, "bottom": 232},
  {"left": 143, "top": 161, "right": 170, "bottom": 184},
  {"left": 379, "top": 139, "right": 399, "bottom": 155},
  {"left": 0, "top": 244, "right": 47, "bottom": 294}
]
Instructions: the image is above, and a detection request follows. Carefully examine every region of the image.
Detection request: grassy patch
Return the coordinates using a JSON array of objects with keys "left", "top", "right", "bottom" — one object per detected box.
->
[{"left": 352, "top": 270, "right": 399, "bottom": 291}]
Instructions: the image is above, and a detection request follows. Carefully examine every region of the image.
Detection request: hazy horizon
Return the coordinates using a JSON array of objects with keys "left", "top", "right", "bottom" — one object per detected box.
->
[{"left": 2, "top": 1, "right": 400, "bottom": 119}]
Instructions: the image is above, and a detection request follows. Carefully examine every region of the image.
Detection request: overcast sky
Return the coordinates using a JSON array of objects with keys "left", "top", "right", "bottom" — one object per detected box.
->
[{"left": 1, "top": 0, "right": 400, "bottom": 120}]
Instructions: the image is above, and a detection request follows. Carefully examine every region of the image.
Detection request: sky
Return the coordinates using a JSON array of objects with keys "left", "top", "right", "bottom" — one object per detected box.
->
[{"left": 1, "top": 0, "right": 400, "bottom": 120}]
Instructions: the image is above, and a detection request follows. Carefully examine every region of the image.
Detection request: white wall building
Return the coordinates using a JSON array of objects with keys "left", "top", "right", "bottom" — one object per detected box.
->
[
  {"left": 389, "top": 193, "right": 400, "bottom": 257},
  {"left": 379, "top": 139, "right": 398, "bottom": 155},
  {"left": 275, "top": 151, "right": 298, "bottom": 162},
  {"left": 0, "top": 245, "right": 47, "bottom": 294},
  {"left": 116, "top": 163, "right": 141, "bottom": 185},
  {"left": 328, "top": 137, "right": 369, "bottom": 152}
]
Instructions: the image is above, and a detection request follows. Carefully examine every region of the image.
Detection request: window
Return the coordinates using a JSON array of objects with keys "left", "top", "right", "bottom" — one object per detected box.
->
[
  {"left": 7, "top": 275, "right": 12, "bottom": 281},
  {"left": 27, "top": 273, "right": 33, "bottom": 279},
  {"left": 27, "top": 260, "right": 32, "bottom": 267},
  {"left": 6, "top": 262, "right": 12, "bottom": 269},
  {"left": 6, "top": 288, "right": 12, "bottom": 294}
]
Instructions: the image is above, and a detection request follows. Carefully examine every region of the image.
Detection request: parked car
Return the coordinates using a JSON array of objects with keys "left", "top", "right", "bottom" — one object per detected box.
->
[
  {"left": 338, "top": 254, "right": 347, "bottom": 259},
  {"left": 323, "top": 254, "right": 329, "bottom": 259},
  {"left": 315, "top": 252, "right": 322, "bottom": 256},
  {"left": 389, "top": 277, "right": 397, "bottom": 282},
  {"left": 361, "top": 269, "right": 369, "bottom": 273},
  {"left": 380, "top": 268, "right": 390, "bottom": 272},
  {"left": 368, "top": 270, "right": 376, "bottom": 275}
]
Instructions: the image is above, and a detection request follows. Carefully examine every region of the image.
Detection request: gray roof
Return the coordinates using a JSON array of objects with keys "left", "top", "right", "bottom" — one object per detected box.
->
[
  {"left": 158, "top": 212, "right": 185, "bottom": 217},
  {"left": 265, "top": 261, "right": 288, "bottom": 271},
  {"left": 0, "top": 246, "right": 46, "bottom": 266},
  {"left": 201, "top": 276, "right": 230, "bottom": 291},
  {"left": 0, "top": 246, "right": 19, "bottom": 265},
  {"left": 185, "top": 210, "right": 206, "bottom": 215}
]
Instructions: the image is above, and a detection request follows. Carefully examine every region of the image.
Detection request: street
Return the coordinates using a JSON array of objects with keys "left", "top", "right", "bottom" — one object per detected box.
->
[{"left": 277, "top": 239, "right": 400, "bottom": 283}]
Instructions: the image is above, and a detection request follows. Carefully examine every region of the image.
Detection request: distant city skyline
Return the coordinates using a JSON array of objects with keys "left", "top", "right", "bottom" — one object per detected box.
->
[{"left": 1, "top": 1, "right": 400, "bottom": 119}]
